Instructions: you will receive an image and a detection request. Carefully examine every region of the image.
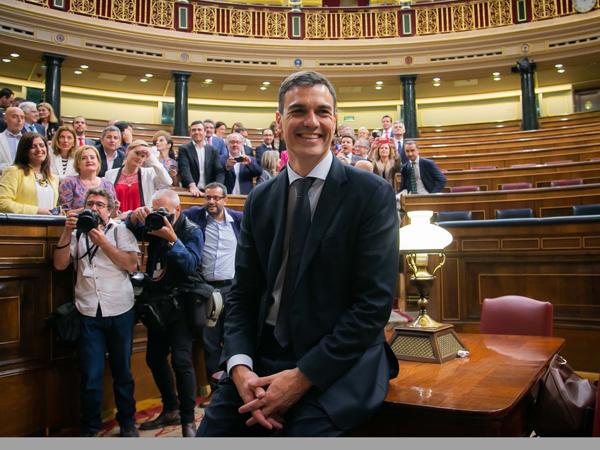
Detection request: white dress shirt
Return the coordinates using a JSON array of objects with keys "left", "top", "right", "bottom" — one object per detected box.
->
[
  {"left": 194, "top": 142, "right": 206, "bottom": 188},
  {"left": 201, "top": 209, "right": 237, "bottom": 282},
  {"left": 70, "top": 221, "right": 140, "bottom": 317}
]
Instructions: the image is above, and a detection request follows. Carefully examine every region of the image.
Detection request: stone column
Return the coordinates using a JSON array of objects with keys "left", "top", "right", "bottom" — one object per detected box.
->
[
  {"left": 42, "top": 53, "right": 64, "bottom": 119},
  {"left": 512, "top": 57, "right": 539, "bottom": 130},
  {"left": 172, "top": 71, "right": 191, "bottom": 136},
  {"left": 400, "top": 75, "right": 418, "bottom": 138}
]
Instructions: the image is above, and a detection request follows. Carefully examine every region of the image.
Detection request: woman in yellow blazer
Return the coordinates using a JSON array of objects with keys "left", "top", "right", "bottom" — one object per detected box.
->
[{"left": 0, "top": 132, "right": 59, "bottom": 214}]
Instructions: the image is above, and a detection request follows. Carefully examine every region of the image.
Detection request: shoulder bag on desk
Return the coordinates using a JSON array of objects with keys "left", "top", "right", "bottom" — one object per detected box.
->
[{"left": 532, "top": 354, "right": 597, "bottom": 436}]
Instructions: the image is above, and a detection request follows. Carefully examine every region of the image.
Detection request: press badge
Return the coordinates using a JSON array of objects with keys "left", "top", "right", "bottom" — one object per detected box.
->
[{"left": 83, "top": 265, "right": 94, "bottom": 278}]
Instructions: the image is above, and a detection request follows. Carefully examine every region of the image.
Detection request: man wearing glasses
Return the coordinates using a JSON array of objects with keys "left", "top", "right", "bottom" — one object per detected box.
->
[
  {"left": 53, "top": 188, "right": 141, "bottom": 437},
  {"left": 221, "top": 132, "right": 262, "bottom": 195},
  {"left": 184, "top": 182, "right": 243, "bottom": 396}
]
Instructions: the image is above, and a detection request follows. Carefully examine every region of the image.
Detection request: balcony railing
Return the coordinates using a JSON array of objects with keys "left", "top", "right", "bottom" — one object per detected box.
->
[{"left": 21, "top": 0, "right": 598, "bottom": 39}]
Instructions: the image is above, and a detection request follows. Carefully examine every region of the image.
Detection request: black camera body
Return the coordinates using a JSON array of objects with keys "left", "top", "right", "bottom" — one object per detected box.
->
[
  {"left": 77, "top": 209, "right": 101, "bottom": 233},
  {"left": 145, "top": 207, "right": 174, "bottom": 231},
  {"left": 234, "top": 156, "right": 245, "bottom": 163}
]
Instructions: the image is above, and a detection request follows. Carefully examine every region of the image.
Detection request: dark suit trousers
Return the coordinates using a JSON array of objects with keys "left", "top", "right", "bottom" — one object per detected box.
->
[{"left": 196, "top": 325, "right": 345, "bottom": 437}]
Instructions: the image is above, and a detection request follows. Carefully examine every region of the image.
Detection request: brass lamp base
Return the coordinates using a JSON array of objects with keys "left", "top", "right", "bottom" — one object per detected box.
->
[{"left": 390, "top": 323, "right": 467, "bottom": 364}]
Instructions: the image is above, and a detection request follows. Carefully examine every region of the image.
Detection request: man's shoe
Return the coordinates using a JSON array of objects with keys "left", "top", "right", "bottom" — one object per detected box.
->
[
  {"left": 80, "top": 431, "right": 100, "bottom": 437},
  {"left": 181, "top": 422, "right": 197, "bottom": 438},
  {"left": 139, "top": 410, "right": 181, "bottom": 430},
  {"left": 119, "top": 425, "right": 140, "bottom": 437}
]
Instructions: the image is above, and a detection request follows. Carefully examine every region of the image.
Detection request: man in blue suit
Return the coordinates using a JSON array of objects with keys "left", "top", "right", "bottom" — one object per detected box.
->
[
  {"left": 221, "top": 132, "right": 262, "bottom": 195},
  {"left": 204, "top": 119, "right": 228, "bottom": 158},
  {"left": 197, "top": 71, "right": 399, "bottom": 437},
  {"left": 399, "top": 140, "right": 446, "bottom": 194},
  {"left": 19, "top": 101, "right": 45, "bottom": 135}
]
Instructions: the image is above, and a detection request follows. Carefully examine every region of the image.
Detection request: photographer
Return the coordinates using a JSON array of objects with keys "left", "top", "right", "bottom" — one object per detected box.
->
[
  {"left": 221, "top": 132, "right": 262, "bottom": 195},
  {"left": 53, "top": 188, "right": 140, "bottom": 437},
  {"left": 125, "top": 189, "right": 204, "bottom": 437}
]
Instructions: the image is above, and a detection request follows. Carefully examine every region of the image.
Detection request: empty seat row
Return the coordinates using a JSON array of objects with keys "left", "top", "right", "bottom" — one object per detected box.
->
[
  {"left": 432, "top": 204, "right": 600, "bottom": 222},
  {"left": 448, "top": 178, "right": 584, "bottom": 193}
]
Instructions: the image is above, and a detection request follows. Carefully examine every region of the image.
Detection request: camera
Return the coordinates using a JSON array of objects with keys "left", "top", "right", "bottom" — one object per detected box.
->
[
  {"left": 130, "top": 271, "right": 150, "bottom": 297},
  {"left": 234, "top": 156, "right": 245, "bottom": 163},
  {"left": 145, "top": 207, "right": 174, "bottom": 231},
  {"left": 372, "top": 131, "right": 381, "bottom": 138},
  {"left": 76, "top": 209, "right": 101, "bottom": 233}
]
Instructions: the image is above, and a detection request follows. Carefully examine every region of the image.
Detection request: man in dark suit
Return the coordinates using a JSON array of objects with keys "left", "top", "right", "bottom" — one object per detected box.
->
[
  {"left": 203, "top": 119, "right": 228, "bottom": 158},
  {"left": 254, "top": 128, "right": 275, "bottom": 165},
  {"left": 222, "top": 132, "right": 262, "bottom": 195},
  {"left": 73, "top": 116, "right": 97, "bottom": 146},
  {"left": 197, "top": 71, "right": 399, "bottom": 437},
  {"left": 392, "top": 121, "right": 408, "bottom": 165},
  {"left": 178, "top": 121, "right": 225, "bottom": 197},
  {"left": 399, "top": 140, "right": 446, "bottom": 194},
  {"left": 96, "top": 126, "right": 125, "bottom": 177},
  {"left": 19, "top": 101, "right": 45, "bottom": 135}
]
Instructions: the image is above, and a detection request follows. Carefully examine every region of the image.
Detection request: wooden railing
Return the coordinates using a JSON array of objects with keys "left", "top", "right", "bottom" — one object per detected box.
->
[{"left": 19, "top": 0, "right": 599, "bottom": 40}]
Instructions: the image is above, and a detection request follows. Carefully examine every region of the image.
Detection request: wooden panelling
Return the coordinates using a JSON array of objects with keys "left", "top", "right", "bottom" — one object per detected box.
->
[
  {"left": 0, "top": 241, "right": 45, "bottom": 261},
  {"left": 433, "top": 219, "right": 600, "bottom": 372},
  {"left": 0, "top": 296, "right": 19, "bottom": 344}
]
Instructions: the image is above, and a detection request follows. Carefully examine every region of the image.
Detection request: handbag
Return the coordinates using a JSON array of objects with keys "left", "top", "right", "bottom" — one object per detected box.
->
[
  {"left": 532, "top": 354, "right": 597, "bottom": 436},
  {"left": 46, "top": 302, "right": 80, "bottom": 346}
]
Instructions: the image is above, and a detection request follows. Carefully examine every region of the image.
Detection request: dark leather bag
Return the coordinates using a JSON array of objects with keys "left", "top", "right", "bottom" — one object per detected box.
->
[
  {"left": 46, "top": 302, "right": 80, "bottom": 346},
  {"left": 533, "top": 354, "right": 597, "bottom": 436}
]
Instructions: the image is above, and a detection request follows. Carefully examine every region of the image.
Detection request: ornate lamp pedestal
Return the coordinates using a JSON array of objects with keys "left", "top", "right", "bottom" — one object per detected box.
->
[{"left": 392, "top": 212, "right": 467, "bottom": 363}]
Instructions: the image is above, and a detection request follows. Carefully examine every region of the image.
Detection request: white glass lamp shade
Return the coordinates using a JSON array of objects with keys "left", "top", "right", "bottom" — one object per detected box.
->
[{"left": 399, "top": 211, "right": 453, "bottom": 253}]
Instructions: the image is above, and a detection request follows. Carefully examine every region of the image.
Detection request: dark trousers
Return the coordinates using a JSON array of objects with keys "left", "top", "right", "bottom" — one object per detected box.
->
[
  {"left": 146, "top": 312, "right": 197, "bottom": 424},
  {"left": 79, "top": 307, "right": 136, "bottom": 434},
  {"left": 202, "top": 283, "right": 231, "bottom": 384},
  {"left": 196, "top": 325, "right": 344, "bottom": 437}
]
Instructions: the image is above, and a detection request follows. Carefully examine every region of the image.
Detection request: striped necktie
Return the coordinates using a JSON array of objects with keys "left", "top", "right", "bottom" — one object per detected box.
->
[{"left": 409, "top": 161, "right": 418, "bottom": 194}]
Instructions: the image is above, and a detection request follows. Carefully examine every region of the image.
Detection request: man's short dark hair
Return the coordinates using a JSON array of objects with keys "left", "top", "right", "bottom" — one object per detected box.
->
[
  {"left": 233, "top": 127, "right": 246, "bottom": 133},
  {"left": 340, "top": 134, "right": 355, "bottom": 144},
  {"left": 190, "top": 120, "right": 204, "bottom": 128},
  {"left": 404, "top": 139, "right": 418, "bottom": 149},
  {"left": 85, "top": 187, "right": 116, "bottom": 210},
  {"left": 203, "top": 119, "right": 215, "bottom": 126},
  {"left": 114, "top": 121, "right": 131, "bottom": 132},
  {"left": 382, "top": 114, "right": 392, "bottom": 121},
  {"left": 204, "top": 182, "right": 227, "bottom": 197},
  {"left": 278, "top": 71, "right": 337, "bottom": 113},
  {"left": 0, "top": 87, "right": 14, "bottom": 99}
]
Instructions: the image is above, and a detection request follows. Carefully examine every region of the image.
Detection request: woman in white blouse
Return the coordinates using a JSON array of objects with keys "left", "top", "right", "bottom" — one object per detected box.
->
[
  {"left": 104, "top": 140, "right": 172, "bottom": 217},
  {"left": 50, "top": 125, "right": 78, "bottom": 180}
]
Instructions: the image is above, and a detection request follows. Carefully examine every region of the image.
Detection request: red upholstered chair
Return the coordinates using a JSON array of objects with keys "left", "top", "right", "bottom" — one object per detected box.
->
[
  {"left": 550, "top": 178, "right": 583, "bottom": 187},
  {"left": 480, "top": 295, "right": 553, "bottom": 336},
  {"left": 450, "top": 185, "right": 481, "bottom": 193},
  {"left": 499, "top": 182, "right": 533, "bottom": 190}
]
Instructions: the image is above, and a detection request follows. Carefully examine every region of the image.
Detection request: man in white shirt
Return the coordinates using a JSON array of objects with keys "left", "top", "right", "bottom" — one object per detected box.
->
[
  {"left": 53, "top": 188, "right": 140, "bottom": 437},
  {"left": 222, "top": 132, "right": 262, "bottom": 195},
  {"left": 0, "top": 106, "right": 25, "bottom": 172}
]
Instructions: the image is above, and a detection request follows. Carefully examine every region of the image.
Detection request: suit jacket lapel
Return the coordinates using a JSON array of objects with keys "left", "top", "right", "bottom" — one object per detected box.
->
[
  {"left": 295, "top": 157, "right": 346, "bottom": 289},
  {"left": 266, "top": 169, "right": 289, "bottom": 293}
]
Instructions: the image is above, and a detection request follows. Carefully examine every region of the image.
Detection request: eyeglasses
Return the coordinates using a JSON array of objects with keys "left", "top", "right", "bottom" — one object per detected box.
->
[
  {"left": 85, "top": 201, "right": 107, "bottom": 209},
  {"left": 205, "top": 195, "right": 225, "bottom": 201}
]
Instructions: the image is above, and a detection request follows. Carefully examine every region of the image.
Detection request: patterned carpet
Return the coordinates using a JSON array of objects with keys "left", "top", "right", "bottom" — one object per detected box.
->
[{"left": 97, "top": 396, "right": 209, "bottom": 437}]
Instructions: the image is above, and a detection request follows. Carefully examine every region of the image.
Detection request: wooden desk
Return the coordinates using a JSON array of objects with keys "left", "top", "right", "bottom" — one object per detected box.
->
[{"left": 358, "top": 333, "right": 564, "bottom": 437}]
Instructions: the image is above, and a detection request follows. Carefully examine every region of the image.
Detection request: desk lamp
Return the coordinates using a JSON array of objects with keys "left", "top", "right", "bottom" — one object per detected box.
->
[{"left": 391, "top": 210, "right": 467, "bottom": 363}]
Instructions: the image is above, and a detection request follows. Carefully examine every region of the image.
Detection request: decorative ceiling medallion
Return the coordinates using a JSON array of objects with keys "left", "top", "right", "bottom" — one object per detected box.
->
[
  {"left": 55, "top": 33, "right": 66, "bottom": 43},
  {"left": 180, "top": 52, "right": 190, "bottom": 62},
  {"left": 405, "top": 56, "right": 413, "bottom": 65}
]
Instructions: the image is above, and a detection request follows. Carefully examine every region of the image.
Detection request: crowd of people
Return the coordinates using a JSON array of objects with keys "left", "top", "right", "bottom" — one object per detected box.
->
[
  {"left": 0, "top": 86, "right": 447, "bottom": 219},
  {"left": 0, "top": 76, "right": 445, "bottom": 438}
]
